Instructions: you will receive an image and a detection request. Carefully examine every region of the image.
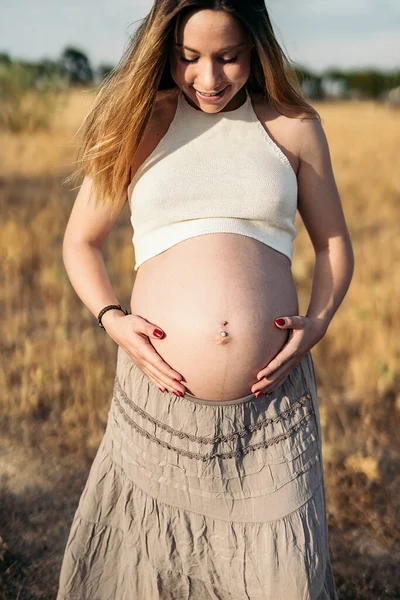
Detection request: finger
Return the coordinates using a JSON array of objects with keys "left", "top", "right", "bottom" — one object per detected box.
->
[
  {"left": 140, "top": 366, "right": 165, "bottom": 391},
  {"left": 253, "top": 360, "right": 297, "bottom": 394},
  {"left": 132, "top": 314, "right": 166, "bottom": 342},
  {"left": 132, "top": 314, "right": 177, "bottom": 376},
  {"left": 132, "top": 316, "right": 187, "bottom": 384},
  {"left": 274, "top": 315, "right": 306, "bottom": 330},
  {"left": 253, "top": 350, "right": 300, "bottom": 394},
  {"left": 135, "top": 346, "right": 187, "bottom": 393},
  {"left": 140, "top": 365, "right": 185, "bottom": 396},
  {"left": 256, "top": 345, "right": 299, "bottom": 381},
  {"left": 132, "top": 336, "right": 185, "bottom": 384},
  {"left": 253, "top": 370, "right": 290, "bottom": 396},
  {"left": 140, "top": 365, "right": 169, "bottom": 391},
  {"left": 142, "top": 361, "right": 187, "bottom": 396},
  {"left": 129, "top": 342, "right": 187, "bottom": 395}
]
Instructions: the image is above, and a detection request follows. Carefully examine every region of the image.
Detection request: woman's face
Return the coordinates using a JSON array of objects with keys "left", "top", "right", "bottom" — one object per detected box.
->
[{"left": 170, "top": 9, "right": 253, "bottom": 113}]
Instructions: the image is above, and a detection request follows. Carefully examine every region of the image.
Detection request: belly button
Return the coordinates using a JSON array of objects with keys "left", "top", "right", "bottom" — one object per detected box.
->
[{"left": 214, "top": 330, "right": 230, "bottom": 345}]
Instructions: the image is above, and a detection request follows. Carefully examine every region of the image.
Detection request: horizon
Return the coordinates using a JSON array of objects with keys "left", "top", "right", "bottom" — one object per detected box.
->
[{"left": 1, "top": 0, "right": 399, "bottom": 74}]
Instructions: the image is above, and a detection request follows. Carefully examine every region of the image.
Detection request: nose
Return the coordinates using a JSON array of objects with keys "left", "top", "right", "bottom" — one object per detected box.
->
[{"left": 195, "top": 60, "right": 224, "bottom": 91}]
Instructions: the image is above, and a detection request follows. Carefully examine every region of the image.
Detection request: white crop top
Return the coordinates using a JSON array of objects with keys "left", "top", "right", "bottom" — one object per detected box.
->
[{"left": 127, "top": 85, "right": 298, "bottom": 271}]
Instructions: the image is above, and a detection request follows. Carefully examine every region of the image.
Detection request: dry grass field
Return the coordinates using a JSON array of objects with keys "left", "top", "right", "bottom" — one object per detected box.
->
[{"left": 0, "top": 88, "right": 399, "bottom": 599}]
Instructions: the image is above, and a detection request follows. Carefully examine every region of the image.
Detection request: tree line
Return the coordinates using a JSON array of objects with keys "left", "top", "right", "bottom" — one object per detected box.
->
[
  {"left": 2, "top": 45, "right": 400, "bottom": 100},
  {"left": 1, "top": 45, "right": 399, "bottom": 100},
  {"left": 0, "top": 45, "right": 399, "bottom": 132}
]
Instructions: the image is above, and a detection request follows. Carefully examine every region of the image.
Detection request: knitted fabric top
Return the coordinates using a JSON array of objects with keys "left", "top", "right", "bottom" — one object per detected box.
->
[{"left": 127, "top": 86, "right": 298, "bottom": 271}]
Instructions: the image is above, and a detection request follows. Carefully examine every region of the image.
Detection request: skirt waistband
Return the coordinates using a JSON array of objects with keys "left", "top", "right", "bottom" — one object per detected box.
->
[
  {"left": 115, "top": 344, "right": 312, "bottom": 408},
  {"left": 110, "top": 344, "right": 322, "bottom": 453}
]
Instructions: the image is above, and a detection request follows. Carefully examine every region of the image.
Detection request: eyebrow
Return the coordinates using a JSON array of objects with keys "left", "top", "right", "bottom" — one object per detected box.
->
[{"left": 174, "top": 42, "right": 246, "bottom": 53}]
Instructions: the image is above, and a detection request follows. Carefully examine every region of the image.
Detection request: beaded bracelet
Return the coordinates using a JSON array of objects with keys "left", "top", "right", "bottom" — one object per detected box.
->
[{"left": 97, "top": 304, "right": 128, "bottom": 331}]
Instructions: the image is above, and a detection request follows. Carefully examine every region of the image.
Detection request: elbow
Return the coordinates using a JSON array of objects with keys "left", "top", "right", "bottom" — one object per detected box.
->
[
  {"left": 349, "top": 245, "right": 356, "bottom": 285},
  {"left": 61, "top": 233, "right": 100, "bottom": 270},
  {"left": 62, "top": 230, "right": 76, "bottom": 265},
  {"left": 343, "top": 232, "right": 355, "bottom": 277},
  {"left": 62, "top": 234, "right": 76, "bottom": 271},
  {"left": 315, "top": 234, "right": 355, "bottom": 273},
  {"left": 61, "top": 232, "right": 69, "bottom": 267}
]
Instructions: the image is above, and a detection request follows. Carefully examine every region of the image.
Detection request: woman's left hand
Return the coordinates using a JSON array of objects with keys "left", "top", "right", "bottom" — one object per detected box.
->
[{"left": 251, "top": 315, "right": 329, "bottom": 397}]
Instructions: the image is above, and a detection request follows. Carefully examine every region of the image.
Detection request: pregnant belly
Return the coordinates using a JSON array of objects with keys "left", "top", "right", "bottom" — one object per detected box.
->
[{"left": 130, "top": 234, "right": 299, "bottom": 402}]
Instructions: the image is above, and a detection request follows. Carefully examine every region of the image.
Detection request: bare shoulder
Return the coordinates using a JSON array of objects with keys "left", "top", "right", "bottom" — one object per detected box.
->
[
  {"left": 251, "top": 94, "right": 324, "bottom": 174},
  {"left": 292, "top": 114, "right": 329, "bottom": 162},
  {"left": 248, "top": 91, "right": 312, "bottom": 175}
]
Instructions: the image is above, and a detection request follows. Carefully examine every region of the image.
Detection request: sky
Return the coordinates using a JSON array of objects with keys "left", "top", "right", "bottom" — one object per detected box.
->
[{"left": 1, "top": 0, "right": 399, "bottom": 74}]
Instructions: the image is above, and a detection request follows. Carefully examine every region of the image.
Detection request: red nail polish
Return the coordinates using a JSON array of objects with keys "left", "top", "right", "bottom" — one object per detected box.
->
[
  {"left": 173, "top": 391, "right": 180, "bottom": 397},
  {"left": 254, "top": 392, "right": 261, "bottom": 398},
  {"left": 158, "top": 387, "right": 164, "bottom": 392},
  {"left": 275, "top": 318, "right": 286, "bottom": 326},
  {"left": 153, "top": 328, "right": 164, "bottom": 338}
]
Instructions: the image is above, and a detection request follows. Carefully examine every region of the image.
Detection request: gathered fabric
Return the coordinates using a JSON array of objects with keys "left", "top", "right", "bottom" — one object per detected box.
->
[{"left": 57, "top": 345, "right": 338, "bottom": 599}]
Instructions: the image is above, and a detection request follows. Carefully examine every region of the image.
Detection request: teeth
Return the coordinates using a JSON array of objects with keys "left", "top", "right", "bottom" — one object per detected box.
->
[{"left": 198, "top": 90, "right": 222, "bottom": 96}]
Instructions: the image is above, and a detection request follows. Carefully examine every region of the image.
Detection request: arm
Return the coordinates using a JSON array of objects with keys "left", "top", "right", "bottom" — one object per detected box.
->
[
  {"left": 252, "top": 115, "right": 355, "bottom": 395},
  {"left": 297, "top": 116, "right": 355, "bottom": 332},
  {"left": 62, "top": 175, "right": 128, "bottom": 331},
  {"left": 62, "top": 174, "right": 187, "bottom": 395}
]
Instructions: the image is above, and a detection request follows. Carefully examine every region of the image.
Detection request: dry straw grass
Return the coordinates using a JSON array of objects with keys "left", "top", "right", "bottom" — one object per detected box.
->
[{"left": 0, "top": 89, "right": 399, "bottom": 598}]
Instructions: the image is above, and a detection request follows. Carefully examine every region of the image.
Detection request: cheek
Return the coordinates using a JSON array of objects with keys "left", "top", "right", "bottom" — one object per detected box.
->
[
  {"left": 170, "top": 60, "right": 188, "bottom": 84},
  {"left": 221, "top": 61, "right": 251, "bottom": 86},
  {"left": 236, "top": 56, "right": 252, "bottom": 75},
  {"left": 229, "top": 63, "right": 250, "bottom": 81}
]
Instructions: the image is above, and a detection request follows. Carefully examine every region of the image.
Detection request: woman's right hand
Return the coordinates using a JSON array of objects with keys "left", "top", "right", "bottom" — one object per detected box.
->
[{"left": 101, "top": 310, "right": 186, "bottom": 396}]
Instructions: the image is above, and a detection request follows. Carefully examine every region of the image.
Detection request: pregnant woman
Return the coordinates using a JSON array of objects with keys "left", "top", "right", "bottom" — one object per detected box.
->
[{"left": 57, "top": 1, "right": 354, "bottom": 598}]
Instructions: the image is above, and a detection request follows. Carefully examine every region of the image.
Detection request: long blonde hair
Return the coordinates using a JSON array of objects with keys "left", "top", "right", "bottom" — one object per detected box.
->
[{"left": 66, "top": 0, "right": 320, "bottom": 213}]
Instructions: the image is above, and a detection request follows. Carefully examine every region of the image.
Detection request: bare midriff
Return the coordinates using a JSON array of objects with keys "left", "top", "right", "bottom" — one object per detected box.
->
[{"left": 130, "top": 232, "right": 298, "bottom": 402}]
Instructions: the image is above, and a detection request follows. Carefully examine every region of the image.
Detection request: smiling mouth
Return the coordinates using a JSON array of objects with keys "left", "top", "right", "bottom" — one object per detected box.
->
[
  {"left": 194, "top": 87, "right": 229, "bottom": 100},
  {"left": 195, "top": 87, "right": 227, "bottom": 95}
]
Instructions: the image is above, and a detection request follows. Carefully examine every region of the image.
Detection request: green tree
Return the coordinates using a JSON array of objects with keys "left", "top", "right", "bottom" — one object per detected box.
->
[
  {"left": 0, "top": 60, "right": 68, "bottom": 132},
  {"left": 97, "top": 63, "right": 115, "bottom": 81},
  {"left": 293, "top": 66, "right": 324, "bottom": 99},
  {"left": 60, "top": 46, "right": 93, "bottom": 84}
]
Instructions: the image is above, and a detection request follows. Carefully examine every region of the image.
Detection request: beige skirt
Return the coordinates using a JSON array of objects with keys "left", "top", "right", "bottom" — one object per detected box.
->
[{"left": 56, "top": 345, "right": 338, "bottom": 600}]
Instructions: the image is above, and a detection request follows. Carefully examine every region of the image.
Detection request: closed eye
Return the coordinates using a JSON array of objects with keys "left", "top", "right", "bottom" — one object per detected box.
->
[{"left": 180, "top": 56, "right": 239, "bottom": 64}]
